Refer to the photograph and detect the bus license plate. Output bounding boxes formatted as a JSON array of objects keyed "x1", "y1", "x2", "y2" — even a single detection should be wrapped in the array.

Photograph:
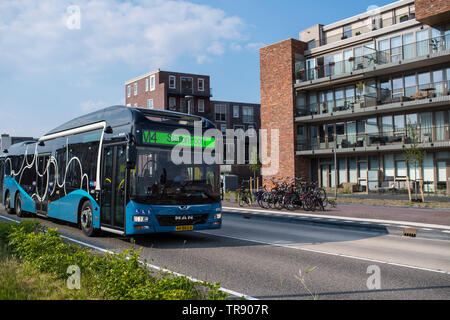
[{"x1": 176, "y1": 225, "x2": 194, "y2": 232}]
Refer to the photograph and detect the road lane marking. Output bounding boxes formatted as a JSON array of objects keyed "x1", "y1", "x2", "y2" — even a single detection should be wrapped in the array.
[
  {"x1": 222, "y1": 206, "x2": 450, "y2": 231},
  {"x1": 0, "y1": 213, "x2": 258, "y2": 300},
  {"x1": 197, "y1": 231, "x2": 450, "y2": 275}
]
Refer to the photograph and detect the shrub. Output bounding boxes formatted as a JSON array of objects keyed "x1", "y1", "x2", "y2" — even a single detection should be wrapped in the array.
[{"x1": 1, "y1": 221, "x2": 227, "y2": 300}]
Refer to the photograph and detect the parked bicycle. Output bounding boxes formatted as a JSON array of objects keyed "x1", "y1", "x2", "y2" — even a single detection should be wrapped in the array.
[
  {"x1": 237, "y1": 185, "x2": 253, "y2": 207},
  {"x1": 257, "y1": 177, "x2": 328, "y2": 212}
]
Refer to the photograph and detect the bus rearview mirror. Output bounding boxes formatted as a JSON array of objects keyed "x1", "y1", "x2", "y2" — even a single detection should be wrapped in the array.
[
  {"x1": 104, "y1": 126, "x2": 113, "y2": 134},
  {"x1": 126, "y1": 144, "x2": 137, "y2": 169}
]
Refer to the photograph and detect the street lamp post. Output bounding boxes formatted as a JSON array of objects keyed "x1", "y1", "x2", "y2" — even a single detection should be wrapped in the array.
[
  {"x1": 185, "y1": 95, "x2": 194, "y2": 114},
  {"x1": 334, "y1": 145, "x2": 338, "y2": 199}
]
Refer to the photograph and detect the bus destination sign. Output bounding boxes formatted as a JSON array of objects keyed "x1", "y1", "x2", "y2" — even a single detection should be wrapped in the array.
[{"x1": 141, "y1": 130, "x2": 215, "y2": 149}]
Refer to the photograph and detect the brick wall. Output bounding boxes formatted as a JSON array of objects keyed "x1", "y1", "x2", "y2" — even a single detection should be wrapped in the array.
[
  {"x1": 125, "y1": 71, "x2": 211, "y2": 116},
  {"x1": 260, "y1": 38, "x2": 309, "y2": 183},
  {"x1": 415, "y1": 0, "x2": 450, "y2": 26},
  {"x1": 125, "y1": 72, "x2": 165, "y2": 109}
]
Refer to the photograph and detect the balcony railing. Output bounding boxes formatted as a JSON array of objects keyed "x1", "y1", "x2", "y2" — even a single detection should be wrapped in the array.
[
  {"x1": 297, "y1": 125, "x2": 449, "y2": 152},
  {"x1": 296, "y1": 35, "x2": 450, "y2": 83},
  {"x1": 296, "y1": 80, "x2": 450, "y2": 118},
  {"x1": 306, "y1": 14, "x2": 415, "y2": 49},
  {"x1": 380, "y1": 80, "x2": 450, "y2": 105}
]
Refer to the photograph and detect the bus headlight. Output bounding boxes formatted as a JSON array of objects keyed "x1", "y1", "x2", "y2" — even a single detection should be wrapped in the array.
[
  {"x1": 133, "y1": 216, "x2": 149, "y2": 223},
  {"x1": 214, "y1": 213, "x2": 222, "y2": 220}
]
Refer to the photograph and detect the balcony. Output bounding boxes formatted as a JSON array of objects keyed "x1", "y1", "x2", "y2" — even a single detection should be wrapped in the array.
[
  {"x1": 296, "y1": 125, "x2": 449, "y2": 155},
  {"x1": 296, "y1": 80, "x2": 450, "y2": 120},
  {"x1": 307, "y1": 14, "x2": 416, "y2": 49},
  {"x1": 296, "y1": 35, "x2": 450, "y2": 85},
  {"x1": 167, "y1": 87, "x2": 213, "y2": 98}
]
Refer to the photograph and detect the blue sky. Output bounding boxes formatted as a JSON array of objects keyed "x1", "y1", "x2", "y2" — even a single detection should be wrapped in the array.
[{"x1": 0, "y1": 0, "x2": 394, "y2": 138}]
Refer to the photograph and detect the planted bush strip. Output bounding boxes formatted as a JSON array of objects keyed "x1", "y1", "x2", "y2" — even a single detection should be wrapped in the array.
[{"x1": 0, "y1": 221, "x2": 227, "y2": 300}]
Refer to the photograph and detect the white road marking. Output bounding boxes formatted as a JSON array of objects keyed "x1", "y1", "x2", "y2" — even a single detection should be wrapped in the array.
[
  {"x1": 197, "y1": 231, "x2": 450, "y2": 275},
  {"x1": 223, "y1": 206, "x2": 450, "y2": 231},
  {"x1": 0, "y1": 214, "x2": 257, "y2": 300}
]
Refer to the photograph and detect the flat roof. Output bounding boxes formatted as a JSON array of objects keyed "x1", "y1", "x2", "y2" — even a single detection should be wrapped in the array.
[{"x1": 301, "y1": 0, "x2": 414, "y2": 33}]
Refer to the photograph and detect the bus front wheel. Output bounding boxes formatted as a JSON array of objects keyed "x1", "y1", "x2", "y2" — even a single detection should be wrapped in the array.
[
  {"x1": 15, "y1": 193, "x2": 24, "y2": 217},
  {"x1": 80, "y1": 201, "x2": 98, "y2": 237}
]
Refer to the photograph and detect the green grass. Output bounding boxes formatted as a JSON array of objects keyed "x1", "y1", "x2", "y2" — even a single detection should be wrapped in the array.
[
  {"x1": 0, "y1": 221, "x2": 227, "y2": 300},
  {"x1": 0, "y1": 247, "x2": 94, "y2": 300}
]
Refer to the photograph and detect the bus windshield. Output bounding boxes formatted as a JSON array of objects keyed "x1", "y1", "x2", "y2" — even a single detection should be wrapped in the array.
[{"x1": 130, "y1": 146, "x2": 220, "y2": 205}]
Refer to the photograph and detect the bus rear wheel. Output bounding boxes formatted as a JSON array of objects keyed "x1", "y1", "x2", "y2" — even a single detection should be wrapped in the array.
[
  {"x1": 15, "y1": 193, "x2": 24, "y2": 217},
  {"x1": 5, "y1": 192, "x2": 14, "y2": 214},
  {"x1": 80, "y1": 201, "x2": 98, "y2": 237}
]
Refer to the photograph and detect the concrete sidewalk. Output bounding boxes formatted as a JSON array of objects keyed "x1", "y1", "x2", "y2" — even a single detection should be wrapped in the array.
[
  {"x1": 222, "y1": 200, "x2": 450, "y2": 226},
  {"x1": 221, "y1": 200, "x2": 450, "y2": 240}
]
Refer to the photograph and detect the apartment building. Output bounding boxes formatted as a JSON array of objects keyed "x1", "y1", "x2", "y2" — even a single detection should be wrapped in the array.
[
  {"x1": 125, "y1": 70, "x2": 261, "y2": 178},
  {"x1": 1, "y1": 134, "x2": 36, "y2": 151},
  {"x1": 125, "y1": 70, "x2": 212, "y2": 116},
  {"x1": 260, "y1": 0, "x2": 450, "y2": 194}
]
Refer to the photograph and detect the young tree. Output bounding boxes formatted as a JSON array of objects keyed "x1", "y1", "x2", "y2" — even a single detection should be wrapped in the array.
[
  {"x1": 249, "y1": 148, "x2": 261, "y2": 190},
  {"x1": 404, "y1": 122, "x2": 426, "y2": 202}
]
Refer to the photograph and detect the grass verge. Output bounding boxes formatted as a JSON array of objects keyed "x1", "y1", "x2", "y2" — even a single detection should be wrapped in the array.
[{"x1": 0, "y1": 221, "x2": 227, "y2": 300}]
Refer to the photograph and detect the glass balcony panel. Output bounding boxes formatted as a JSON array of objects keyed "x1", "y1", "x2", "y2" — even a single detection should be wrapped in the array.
[{"x1": 298, "y1": 35, "x2": 446, "y2": 83}]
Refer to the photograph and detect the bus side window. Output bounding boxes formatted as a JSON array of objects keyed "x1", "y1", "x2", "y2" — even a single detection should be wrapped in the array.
[
  {"x1": 5, "y1": 160, "x2": 11, "y2": 176},
  {"x1": 0, "y1": 160, "x2": 4, "y2": 186}
]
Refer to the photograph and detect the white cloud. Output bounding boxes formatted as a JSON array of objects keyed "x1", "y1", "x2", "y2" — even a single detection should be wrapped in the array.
[
  {"x1": 245, "y1": 42, "x2": 266, "y2": 51},
  {"x1": 230, "y1": 43, "x2": 243, "y2": 51},
  {"x1": 0, "y1": 0, "x2": 246, "y2": 73},
  {"x1": 80, "y1": 100, "x2": 108, "y2": 113}
]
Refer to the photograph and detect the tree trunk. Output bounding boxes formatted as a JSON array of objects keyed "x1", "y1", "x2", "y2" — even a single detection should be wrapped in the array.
[
  {"x1": 419, "y1": 164, "x2": 425, "y2": 203},
  {"x1": 406, "y1": 173, "x2": 412, "y2": 202}
]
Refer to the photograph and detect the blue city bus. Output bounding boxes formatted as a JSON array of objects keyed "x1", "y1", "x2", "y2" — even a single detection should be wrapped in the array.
[{"x1": 0, "y1": 106, "x2": 222, "y2": 236}]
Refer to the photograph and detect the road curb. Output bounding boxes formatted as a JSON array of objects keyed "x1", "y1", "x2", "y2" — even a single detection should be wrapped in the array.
[{"x1": 222, "y1": 207, "x2": 450, "y2": 241}]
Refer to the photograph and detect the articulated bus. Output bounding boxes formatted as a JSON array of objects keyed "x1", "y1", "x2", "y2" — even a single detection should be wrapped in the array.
[{"x1": 0, "y1": 106, "x2": 222, "y2": 236}]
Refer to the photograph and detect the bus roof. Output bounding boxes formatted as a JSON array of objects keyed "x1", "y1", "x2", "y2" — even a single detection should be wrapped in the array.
[{"x1": 43, "y1": 106, "x2": 215, "y2": 137}]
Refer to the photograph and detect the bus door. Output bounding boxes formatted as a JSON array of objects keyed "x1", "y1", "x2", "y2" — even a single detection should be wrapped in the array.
[
  {"x1": 0, "y1": 159, "x2": 4, "y2": 204},
  {"x1": 36, "y1": 154, "x2": 50, "y2": 215},
  {"x1": 100, "y1": 145, "x2": 126, "y2": 231}
]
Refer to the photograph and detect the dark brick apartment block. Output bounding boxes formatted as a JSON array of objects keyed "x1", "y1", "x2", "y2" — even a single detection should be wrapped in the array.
[{"x1": 125, "y1": 69, "x2": 261, "y2": 180}]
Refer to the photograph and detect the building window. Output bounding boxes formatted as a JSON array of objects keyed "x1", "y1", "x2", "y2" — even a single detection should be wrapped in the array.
[
  {"x1": 215, "y1": 104, "x2": 226, "y2": 122},
  {"x1": 233, "y1": 105, "x2": 239, "y2": 118},
  {"x1": 198, "y1": 99, "x2": 205, "y2": 113},
  {"x1": 198, "y1": 78, "x2": 205, "y2": 91},
  {"x1": 169, "y1": 75, "x2": 176, "y2": 89},
  {"x1": 134, "y1": 83, "x2": 138, "y2": 96},
  {"x1": 147, "y1": 99, "x2": 154, "y2": 109},
  {"x1": 181, "y1": 77, "x2": 193, "y2": 94},
  {"x1": 169, "y1": 97, "x2": 177, "y2": 111},
  {"x1": 127, "y1": 85, "x2": 131, "y2": 98},
  {"x1": 343, "y1": 25, "x2": 352, "y2": 39},
  {"x1": 242, "y1": 106, "x2": 254, "y2": 123},
  {"x1": 307, "y1": 40, "x2": 316, "y2": 50},
  {"x1": 145, "y1": 78, "x2": 149, "y2": 92},
  {"x1": 150, "y1": 75, "x2": 156, "y2": 91}
]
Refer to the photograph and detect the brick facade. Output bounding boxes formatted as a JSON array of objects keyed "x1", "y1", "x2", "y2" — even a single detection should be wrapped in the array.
[
  {"x1": 415, "y1": 0, "x2": 450, "y2": 26},
  {"x1": 125, "y1": 70, "x2": 212, "y2": 118},
  {"x1": 260, "y1": 39, "x2": 310, "y2": 183}
]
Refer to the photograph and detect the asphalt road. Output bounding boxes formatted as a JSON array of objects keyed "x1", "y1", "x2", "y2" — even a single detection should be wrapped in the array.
[{"x1": 1, "y1": 207, "x2": 449, "y2": 300}]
